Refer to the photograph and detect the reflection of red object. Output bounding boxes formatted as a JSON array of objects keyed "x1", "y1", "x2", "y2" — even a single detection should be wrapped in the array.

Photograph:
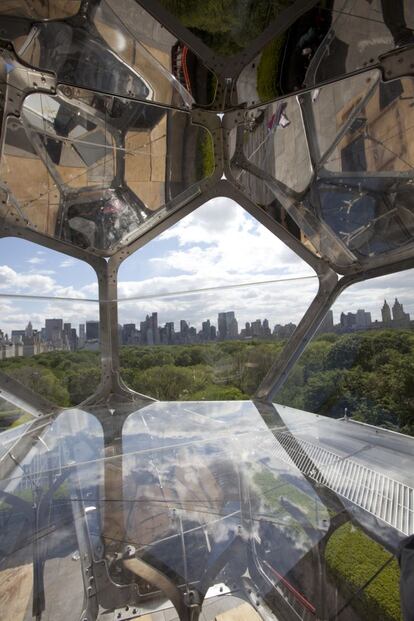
[
  {"x1": 172, "y1": 43, "x2": 192, "y2": 94},
  {"x1": 267, "y1": 113, "x2": 276, "y2": 131},
  {"x1": 267, "y1": 102, "x2": 288, "y2": 131},
  {"x1": 264, "y1": 561, "x2": 316, "y2": 615}
]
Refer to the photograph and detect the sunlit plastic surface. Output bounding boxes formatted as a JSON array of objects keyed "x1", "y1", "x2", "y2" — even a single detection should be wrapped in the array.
[
  {"x1": 232, "y1": 72, "x2": 414, "y2": 268},
  {"x1": 0, "y1": 400, "x2": 408, "y2": 620},
  {"x1": 0, "y1": 88, "x2": 213, "y2": 252},
  {"x1": 0, "y1": 0, "x2": 81, "y2": 20},
  {"x1": 4, "y1": 0, "x2": 216, "y2": 109},
  {"x1": 157, "y1": 0, "x2": 297, "y2": 56},
  {"x1": 237, "y1": 1, "x2": 414, "y2": 105}
]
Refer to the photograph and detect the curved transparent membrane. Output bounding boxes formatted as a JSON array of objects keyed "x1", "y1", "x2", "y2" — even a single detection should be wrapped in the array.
[
  {"x1": 158, "y1": 0, "x2": 297, "y2": 56},
  {"x1": 0, "y1": 0, "x2": 81, "y2": 20},
  {"x1": 0, "y1": 408, "x2": 104, "y2": 621},
  {"x1": 0, "y1": 395, "x2": 405, "y2": 620},
  {"x1": 0, "y1": 89, "x2": 214, "y2": 253},
  {"x1": 237, "y1": 0, "x2": 414, "y2": 105},
  {"x1": 231, "y1": 71, "x2": 414, "y2": 268},
  {"x1": 8, "y1": 0, "x2": 216, "y2": 109}
]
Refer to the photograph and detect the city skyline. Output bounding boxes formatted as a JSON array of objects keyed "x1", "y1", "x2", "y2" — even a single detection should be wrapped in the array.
[
  {"x1": 1, "y1": 296, "x2": 411, "y2": 353},
  {"x1": 0, "y1": 200, "x2": 414, "y2": 334}
]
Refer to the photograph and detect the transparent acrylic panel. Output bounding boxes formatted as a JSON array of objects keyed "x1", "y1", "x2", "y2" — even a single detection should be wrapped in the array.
[
  {"x1": 0, "y1": 89, "x2": 214, "y2": 253},
  {"x1": 0, "y1": 0, "x2": 81, "y2": 20},
  {"x1": 158, "y1": 0, "x2": 297, "y2": 56},
  {"x1": 8, "y1": 0, "x2": 217, "y2": 109},
  {"x1": 0, "y1": 296, "x2": 101, "y2": 408},
  {"x1": 0, "y1": 408, "x2": 104, "y2": 621},
  {"x1": 0, "y1": 395, "x2": 407, "y2": 618},
  {"x1": 276, "y1": 268, "x2": 414, "y2": 437},
  {"x1": 93, "y1": 0, "x2": 217, "y2": 107},
  {"x1": 121, "y1": 400, "x2": 331, "y2": 617},
  {"x1": 0, "y1": 392, "x2": 33, "y2": 432},
  {"x1": 237, "y1": 0, "x2": 414, "y2": 105},
  {"x1": 232, "y1": 71, "x2": 414, "y2": 268}
]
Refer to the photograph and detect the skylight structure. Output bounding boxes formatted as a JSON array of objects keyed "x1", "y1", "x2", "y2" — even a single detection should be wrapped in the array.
[{"x1": 0, "y1": 2, "x2": 413, "y2": 620}]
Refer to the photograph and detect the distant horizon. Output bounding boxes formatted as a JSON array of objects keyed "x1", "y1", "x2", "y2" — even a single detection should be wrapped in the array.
[
  {"x1": 0, "y1": 199, "x2": 413, "y2": 333},
  {"x1": 1, "y1": 294, "x2": 412, "y2": 339}
]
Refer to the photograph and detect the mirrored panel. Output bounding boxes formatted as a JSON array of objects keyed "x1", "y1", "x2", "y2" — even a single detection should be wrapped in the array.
[
  {"x1": 4, "y1": 0, "x2": 217, "y2": 108},
  {"x1": 237, "y1": 0, "x2": 414, "y2": 105},
  {"x1": 0, "y1": 0, "x2": 81, "y2": 20},
  {"x1": 0, "y1": 88, "x2": 214, "y2": 253},
  {"x1": 158, "y1": 0, "x2": 297, "y2": 56},
  {"x1": 232, "y1": 71, "x2": 414, "y2": 269},
  {"x1": 0, "y1": 398, "x2": 406, "y2": 620},
  {"x1": 0, "y1": 408, "x2": 104, "y2": 621}
]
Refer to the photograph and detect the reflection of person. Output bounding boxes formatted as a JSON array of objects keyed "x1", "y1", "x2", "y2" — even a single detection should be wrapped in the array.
[{"x1": 380, "y1": 0, "x2": 414, "y2": 47}]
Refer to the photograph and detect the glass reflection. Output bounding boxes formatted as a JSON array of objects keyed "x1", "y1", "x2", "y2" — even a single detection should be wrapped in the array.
[
  {"x1": 0, "y1": 88, "x2": 213, "y2": 252},
  {"x1": 0, "y1": 0, "x2": 81, "y2": 20},
  {"x1": 233, "y1": 72, "x2": 414, "y2": 267},
  {"x1": 0, "y1": 400, "x2": 406, "y2": 620},
  {"x1": 4, "y1": 0, "x2": 216, "y2": 108},
  {"x1": 158, "y1": 0, "x2": 297, "y2": 56},
  {"x1": 238, "y1": 1, "x2": 414, "y2": 105}
]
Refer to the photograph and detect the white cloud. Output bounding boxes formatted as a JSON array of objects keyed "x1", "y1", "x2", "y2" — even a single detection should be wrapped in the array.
[
  {"x1": 27, "y1": 256, "x2": 45, "y2": 265},
  {"x1": 0, "y1": 265, "x2": 96, "y2": 299},
  {"x1": 60, "y1": 258, "x2": 76, "y2": 268},
  {"x1": 155, "y1": 198, "x2": 310, "y2": 280}
]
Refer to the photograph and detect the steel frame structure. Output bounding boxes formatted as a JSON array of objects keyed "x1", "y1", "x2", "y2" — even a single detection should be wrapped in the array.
[{"x1": 1, "y1": 2, "x2": 414, "y2": 621}]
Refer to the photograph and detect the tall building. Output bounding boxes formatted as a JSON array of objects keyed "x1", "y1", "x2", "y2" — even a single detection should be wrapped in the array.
[
  {"x1": 381, "y1": 300, "x2": 392, "y2": 325},
  {"x1": 45, "y1": 318, "x2": 63, "y2": 346},
  {"x1": 263, "y1": 318, "x2": 271, "y2": 337},
  {"x1": 355, "y1": 309, "x2": 371, "y2": 329},
  {"x1": 151, "y1": 312, "x2": 160, "y2": 345},
  {"x1": 79, "y1": 324, "x2": 86, "y2": 347},
  {"x1": 201, "y1": 319, "x2": 211, "y2": 341},
  {"x1": 392, "y1": 298, "x2": 410, "y2": 328},
  {"x1": 122, "y1": 323, "x2": 136, "y2": 345},
  {"x1": 318, "y1": 309, "x2": 334, "y2": 333},
  {"x1": 218, "y1": 312, "x2": 238, "y2": 339},
  {"x1": 25, "y1": 321, "x2": 33, "y2": 339},
  {"x1": 86, "y1": 321, "x2": 100, "y2": 341}
]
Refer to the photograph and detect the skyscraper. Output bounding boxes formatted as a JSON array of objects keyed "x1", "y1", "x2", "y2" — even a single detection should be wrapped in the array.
[
  {"x1": 392, "y1": 298, "x2": 410, "y2": 328},
  {"x1": 45, "y1": 318, "x2": 63, "y2": 346},
  {"x1": 79, "y1": 324, "x2": 86, "y2": 347},
  {"x1": 218, "y1": 312, "x2": 238, "y2": 339},
  {"x1": 86, "y1": 321, "x2": 100, "y2": 341},
  {"x1": 382, "y1": 300, "x2": 392, "y2": 325}
]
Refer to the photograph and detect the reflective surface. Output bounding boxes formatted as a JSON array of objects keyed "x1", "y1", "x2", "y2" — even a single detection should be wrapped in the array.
[
  {"x1": 0, "y1": 0, "x2": 81, "y2": 20},
  {"x1": 0, "y1": 399, "x2": 409, "y2": 620},
  {"x1": 0, "y1": 87, "x2": 213, "y2": 252},
  {"x1": 237, "y1": 0, "x2": 414, "y2": 105},
  {"x1": 158, "y1": 0, "x2": 297, "y2": 56},
  {"x1": 3, "y1": 0, "x2": 216, "y2": 109},
  {"x1": 231, "y1": 72, "x2": 414, "y2": 268}
]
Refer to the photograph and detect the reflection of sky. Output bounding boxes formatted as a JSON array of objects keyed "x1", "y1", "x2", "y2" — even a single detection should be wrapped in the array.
[{"x1": 0, "y1": 401, "x2": 329, "y2": 587}]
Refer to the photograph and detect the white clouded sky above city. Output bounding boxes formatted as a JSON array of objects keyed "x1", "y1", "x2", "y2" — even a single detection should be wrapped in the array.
[{"x1": 0, "y1": 197, "x2": 413, "y2": 334}]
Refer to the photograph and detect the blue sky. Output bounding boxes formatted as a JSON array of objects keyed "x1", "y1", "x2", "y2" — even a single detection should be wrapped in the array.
[{"x1": 0, "y1": 198, "x2": 413, "y2": 334}]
